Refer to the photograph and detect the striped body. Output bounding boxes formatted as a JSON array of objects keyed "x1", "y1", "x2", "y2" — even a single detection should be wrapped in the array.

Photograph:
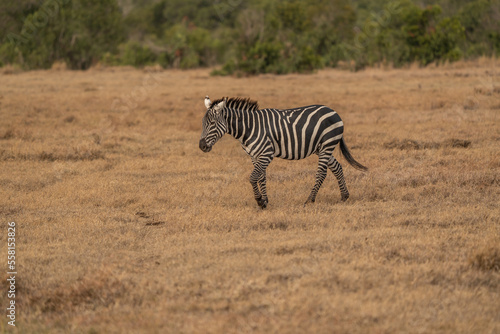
[
  {"x1": 227, "y1": 105, "x2": 343, "y2": 160},
  {"x1": 199, "y1": 97, "x2": 367, "y2": 208}
]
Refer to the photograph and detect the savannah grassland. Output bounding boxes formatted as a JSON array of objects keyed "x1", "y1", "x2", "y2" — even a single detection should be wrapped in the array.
[{"x1": 1, "y1": 59, "x2": 499, "y2": 334}]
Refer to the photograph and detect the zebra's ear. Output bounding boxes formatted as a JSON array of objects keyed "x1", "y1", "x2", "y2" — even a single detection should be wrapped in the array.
[
  {"x1": 214, "y1": 99, "x2": 226, "y2": 113},
  {"x1": 204, "y1": 96, "x2": 211, "y2": 109}
]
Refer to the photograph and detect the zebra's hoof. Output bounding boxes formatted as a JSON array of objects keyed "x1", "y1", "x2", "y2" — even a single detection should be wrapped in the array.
[
  {"x1": 255, "y1": 197, "x2": 268, "y2": 209},
  {"x1": 341, "y1": 194, "x2": 349, "y2": 202},
  {"x1": 304, "y1": 198, "x2": 315, "y2": 206},
  {"x1": 259, "y1": 199, "x2": 268, "y2": 209}
]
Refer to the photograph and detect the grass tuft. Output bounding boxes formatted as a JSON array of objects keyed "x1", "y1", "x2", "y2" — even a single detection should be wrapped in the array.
[
  {"x1": 384, "y1": 138, "x2": 471, "y2": 150},
  {"x1": 469, "y1": 245, "x2": 500, "y2": 272}
]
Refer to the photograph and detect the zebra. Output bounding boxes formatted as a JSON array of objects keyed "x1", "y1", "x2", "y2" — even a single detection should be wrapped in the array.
[{"x1": 199, "y1": 96, "x2": 367, "y2": 209}]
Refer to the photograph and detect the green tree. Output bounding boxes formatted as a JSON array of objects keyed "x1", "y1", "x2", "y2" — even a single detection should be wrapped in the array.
[
  {"x1": 459, "y1": 0, "x2": 500, "y2": 57},
  {"x1": 1, "y1": 0, "x2": 124, "y2": 70},
  {"x1": 402, "y1": 4, "x2": 464, "y2": 65}
]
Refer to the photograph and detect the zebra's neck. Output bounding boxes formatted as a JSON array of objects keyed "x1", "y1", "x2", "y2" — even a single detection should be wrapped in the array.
[{"x1": 224, "y1": 107, "x2": 248, "y2": 142}]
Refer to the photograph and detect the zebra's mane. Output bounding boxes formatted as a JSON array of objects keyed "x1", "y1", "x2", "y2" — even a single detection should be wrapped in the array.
[{"x1": 210, "y1": 97, "x2": 259, "y2": 112}]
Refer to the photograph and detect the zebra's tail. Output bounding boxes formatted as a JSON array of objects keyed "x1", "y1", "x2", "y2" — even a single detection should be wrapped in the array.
[{"x1": 339, "y1": 137, "x2": 368, "y2": 171}]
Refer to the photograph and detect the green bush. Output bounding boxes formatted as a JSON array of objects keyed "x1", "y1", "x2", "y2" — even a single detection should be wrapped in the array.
[
  {"x1": 0, "y1": 41, "x2": 19, "y2": 68},
  {"x1": 294, "y1": 45, "x2": 322, "y2": 73},
  {"x1": 163, "y1": 22, "x2": 219, "y2": 69},
  {"x1": 119, "y1": 42, "x2": 157, "y2": 67},
  {"x1": 459, "y1": 0, "x2": 500, "y2": 57},
  {"x1": 239, "y1": 41, "x2": 284, "y2": 74}
]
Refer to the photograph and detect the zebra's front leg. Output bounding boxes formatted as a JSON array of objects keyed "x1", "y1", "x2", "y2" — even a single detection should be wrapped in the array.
[
  {"x1": 257, "y1": 172, "x2": 269, "y2": 209},
  {"x1": 249, "y1": 168, "x2": 265, "y2": 208},
  {"x1": 250, "y1": 156, "x2": 272, "y2": 209},
  {"x1": 304, "y1": 153, "x2": 331, "y2": 205}
]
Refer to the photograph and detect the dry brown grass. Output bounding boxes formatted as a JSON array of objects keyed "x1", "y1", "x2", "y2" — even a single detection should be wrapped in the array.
[{"x1": 1, "y1": 58, "x2": 499, "y2": 333}]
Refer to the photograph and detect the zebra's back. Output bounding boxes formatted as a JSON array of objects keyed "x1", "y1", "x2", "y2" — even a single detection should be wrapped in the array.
[{"x1": 260, "y1": 105, "x2": 344, "y2": 160}]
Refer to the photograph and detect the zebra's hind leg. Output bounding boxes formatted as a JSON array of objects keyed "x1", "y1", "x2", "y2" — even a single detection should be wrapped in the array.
[
  {"x1": 304, "y1": 152, "x2": 331, "y2": 205},
  {"x1": 328, "y1": 156, "x2": 349, "y2": 201}
]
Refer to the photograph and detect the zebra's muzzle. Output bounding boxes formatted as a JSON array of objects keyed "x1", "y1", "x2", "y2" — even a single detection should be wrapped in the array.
[{"x1": 199, "y1": 138, "x2": 212, "y2": 153}]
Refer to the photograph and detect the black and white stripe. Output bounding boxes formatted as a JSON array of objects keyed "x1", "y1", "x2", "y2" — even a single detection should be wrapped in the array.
[{"x1": 199, "y1": 97, "x2": 367, "y2": 208}]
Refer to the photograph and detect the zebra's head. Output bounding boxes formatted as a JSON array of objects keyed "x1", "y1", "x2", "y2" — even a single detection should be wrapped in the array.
[{"x1": 199, "y1": 96, "x2": 227, "y2": 153}]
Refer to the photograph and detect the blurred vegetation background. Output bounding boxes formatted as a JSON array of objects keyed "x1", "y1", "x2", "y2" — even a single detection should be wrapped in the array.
[{"x1": 0, "y1": 0, "x2": 499, "y2": 74}]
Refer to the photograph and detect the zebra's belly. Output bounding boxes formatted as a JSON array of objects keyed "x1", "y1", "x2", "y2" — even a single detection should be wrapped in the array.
[
  {"x1": 276, "y1": 153, "x2": 314, "y2": 160},
  {"x1": 272, "y1": 139, "x2": 319, "y2": 160}
]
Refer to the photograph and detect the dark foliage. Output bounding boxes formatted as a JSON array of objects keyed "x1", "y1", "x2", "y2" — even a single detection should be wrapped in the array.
[{"x1": 1, "y1": 0, "x2": 499, "y2": 73}]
